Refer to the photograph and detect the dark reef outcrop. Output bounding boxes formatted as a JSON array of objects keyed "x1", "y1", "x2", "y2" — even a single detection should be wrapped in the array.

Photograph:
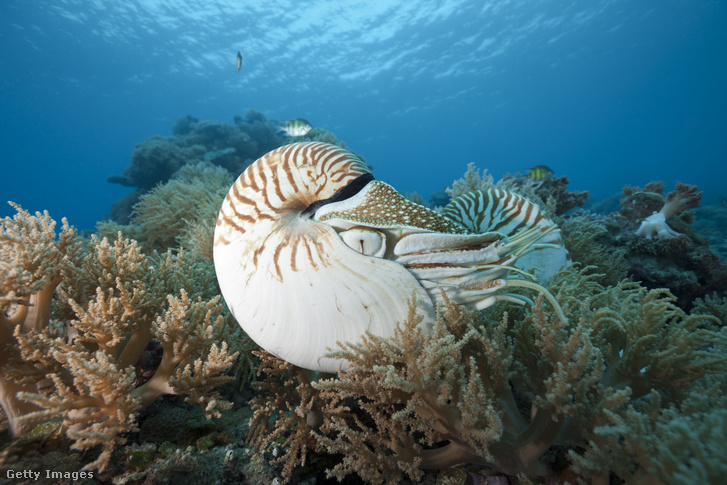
[{"x1": 107, "y1": 110, "x2": 286, "y2": 224}]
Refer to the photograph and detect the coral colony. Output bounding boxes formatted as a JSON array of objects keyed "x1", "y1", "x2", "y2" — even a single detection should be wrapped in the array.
[
  {"x1": 0, "y1": 204, "x2": 239, "y2": 472},
  {"x1": 2, "y1": 110, "x2": 727, "y2": 483}
]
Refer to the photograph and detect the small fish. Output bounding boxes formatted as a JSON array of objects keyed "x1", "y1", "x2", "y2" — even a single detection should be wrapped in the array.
[
  {"x1": 278, "y1": 118, "x2": 313, "y2": 137},
  {"x1": 527, "y1": 165, "x2": 554, "y2": 185},
  {"x1": 236, "y1": 51, "x2": 242, "y2": 72},
  {"x1": 721, "y1": 199, "x2": 727, "y2": 208}
]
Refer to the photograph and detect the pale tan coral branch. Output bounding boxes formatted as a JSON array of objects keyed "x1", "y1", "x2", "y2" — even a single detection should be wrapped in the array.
[{"x1": 1, "y1": 202, "x2": 243, "y2": 473}]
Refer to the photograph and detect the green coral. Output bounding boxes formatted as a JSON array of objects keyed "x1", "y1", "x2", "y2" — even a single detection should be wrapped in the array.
[
  {"x1": 692, "y1": 292, "x2": 727, "y2": 327},
  {"x1": 570, "y1": 381, "x2": 727, "y2": 483},
  {"x1": 557, "y1": 213, "x2": 628, "y2": 286},
  {"x1": 126, "y1": 162, "x2": 233, "y2": 254},
  {"x1": 99, "y1": 162, "x2": 233, "y2": 258},
  {"x1": 249, "y1": 266, "x2": 727, "y2": 483}
]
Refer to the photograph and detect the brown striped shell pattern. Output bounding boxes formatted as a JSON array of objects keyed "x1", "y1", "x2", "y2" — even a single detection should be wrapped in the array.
[{"x1": 214, "y1": 142, "x2": 568, "y2": 372}]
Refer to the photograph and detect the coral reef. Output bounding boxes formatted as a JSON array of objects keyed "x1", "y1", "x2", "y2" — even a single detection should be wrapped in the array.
[
  {"x1": 247, "y1": 266, "x2": 727, "y2": 483},
  {"x1": 107, "y1": 109, "x2": 286, "y2": 224},
  {"x1": 443, "y1": 163, "x2": 588, "y2": 217},
  {"x1": 0, "y1": 204, "x2": 241, "y2": 471},
  {"x1": 610, "y1": 181, "x2": 726, "y2": 309},
  {"x1": 557, "y1": 211, "x2": 628, "y2": 287},
  {"x1": 107, "y1": 135, "x2": 205, "y2": 190},
  {"x1": 445, "y1": 162, "x2": 495, "y2": 200},
  {"x1": 100, "y1": 162, "x2": 234, "y2": 255},
  {"x1": 634, "y1": 182, "x2": 702, "y2": 239},
  {"x1": 693, "y1": 200, "x2": 727, "y2": 261},
  {"x1": 3, "y1": 115, "x2": 726, "y2": 483}
]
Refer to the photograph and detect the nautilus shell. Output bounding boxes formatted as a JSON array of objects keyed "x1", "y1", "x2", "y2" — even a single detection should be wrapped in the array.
[{"x1": 214, "y1": 142, "x2": 567, "y2": 372}]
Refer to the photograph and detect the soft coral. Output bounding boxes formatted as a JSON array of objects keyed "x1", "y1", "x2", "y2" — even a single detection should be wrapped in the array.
[{"x1": 635, "y1": 182, "x2": 702, "y2": 239}]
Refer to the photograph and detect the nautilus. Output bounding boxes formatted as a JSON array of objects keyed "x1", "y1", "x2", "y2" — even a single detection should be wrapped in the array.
[{"x1": 214, "y1": 142, "x2": 568, "y2": 372}]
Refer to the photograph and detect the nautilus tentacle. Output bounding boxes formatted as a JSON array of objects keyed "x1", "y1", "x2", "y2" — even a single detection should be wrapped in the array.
[
  {"x1": 214, "y1": 142, "x2": 567, "y2": 372},
  {"x1": 316, "y1": 182, "x2": 562, "y2": 313}
]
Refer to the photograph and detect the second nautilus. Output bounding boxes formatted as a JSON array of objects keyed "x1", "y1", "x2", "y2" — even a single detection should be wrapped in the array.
[{"x1": 213, "y1": 142, "x2": 568, "y2": 372}]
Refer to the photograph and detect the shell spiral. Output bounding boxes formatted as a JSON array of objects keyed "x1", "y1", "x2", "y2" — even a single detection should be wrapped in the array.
[{"x1": 213, "y1": 142, "x2": 435, "y2": 372}]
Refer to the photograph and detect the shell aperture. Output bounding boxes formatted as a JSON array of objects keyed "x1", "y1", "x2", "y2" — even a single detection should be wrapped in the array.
[{"x1": 214, "y1": 142, "x2": 567, "y2": 372}]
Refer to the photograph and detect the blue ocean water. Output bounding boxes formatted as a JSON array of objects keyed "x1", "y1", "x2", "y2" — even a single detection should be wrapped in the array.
[{"x1": 1, "y1": 0, "x2": 725, "y2": 231}]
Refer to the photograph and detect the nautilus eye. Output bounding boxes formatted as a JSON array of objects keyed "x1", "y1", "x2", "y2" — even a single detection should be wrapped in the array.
[
  {"x1": 339, "y1": 227, "x2": 387, "y2": 258},
  {"x1": 214, "y1": 142, "x2": 567, "y2": 373}
]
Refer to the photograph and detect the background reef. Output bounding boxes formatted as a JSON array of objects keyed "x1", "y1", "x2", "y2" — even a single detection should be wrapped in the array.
[
  {"x1": 2, "y1": 116, "x2": 727, "y2": 484},
  {"x1": 106, "y1": 109, "x2": 286, "y2": 226}
]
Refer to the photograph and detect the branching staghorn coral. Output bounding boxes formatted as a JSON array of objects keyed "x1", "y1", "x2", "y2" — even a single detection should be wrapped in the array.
[
  {"x1": 248, "y1": 266, "x2": 727, "y2": 484},
  {"x1": 0, "y1": 203, "x2": 241, "y2": 471}
]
